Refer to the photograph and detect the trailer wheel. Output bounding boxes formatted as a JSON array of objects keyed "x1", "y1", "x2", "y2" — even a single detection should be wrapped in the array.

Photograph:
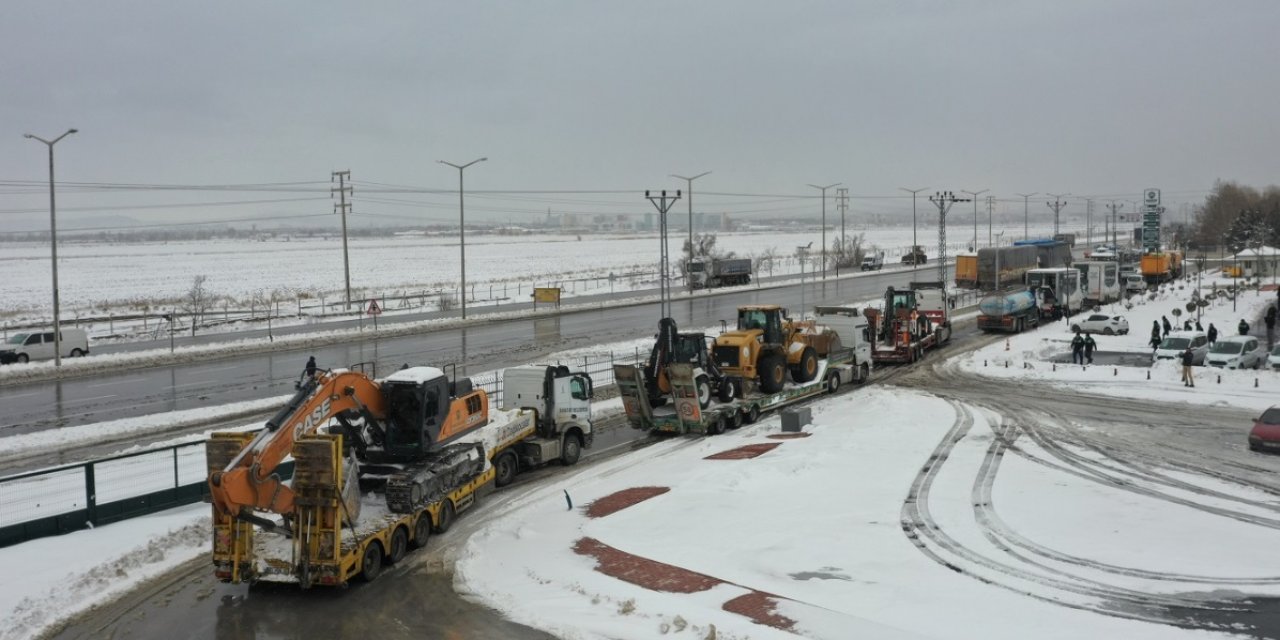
[
  {"x1": 743, "y1": 404, "x2": 761, "y2": 424},
  {"x1": 709, "y1": 415, "x2": 726, "y2": 435},
  {"x1": 494, "y1": 452, "x2": 518, "y2": 488},
  {"x1": 560, "y1": 433, "x2": 582, "y2": 466},
  {"x1": 826, "y1": 372, "x2": 841, "y2": 394},
  {"x1": 411, "y1": 514, "x2": 432, "y2": 549},
  {"x1": 695, "y1": 376, "x2": 712, "y2": 409},
  {"x1": 387, "y1": 527, "x2": 409, "y2": 565},
  {"x1": 434, "y1": 499, "x2": 456, "y2": 534},
  {"x1": 359, "y1": 541, "x2": 384, "y2": 582},
  {"x1": 759, "y1": 353, "x2": 787, "y2": 393},
  {"x1": 727, "y1": 410, "x2": 743, "y2": 430}
]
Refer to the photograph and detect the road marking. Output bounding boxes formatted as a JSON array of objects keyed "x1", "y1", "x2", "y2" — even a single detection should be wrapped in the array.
[
  {"x1": 85, "y1": 377, "x2": 147, "y2": 388},
  {"x1": 170, "y1": 380, "x2": 217, "y2": 389},
  {"x1": 201, "y1": 364, "x2": 242, "y2": 373},
  {"x1": 2, "y1": 392, "x2": 41, "y2": 400},
  {"x1": 62, "y1": 394, "x2": 118, "y2": 406}
]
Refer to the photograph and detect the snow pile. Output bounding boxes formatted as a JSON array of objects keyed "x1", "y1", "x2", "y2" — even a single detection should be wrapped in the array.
[
  {"x1": 456, "y1": 386, "x2": 1269, "y2": 639},
  {"x1": 0, "y1": 505, "x2": 209, "y2": 640},
  {"x1": 952, "y1": 274, "x2": 1280, "y2": 410}
]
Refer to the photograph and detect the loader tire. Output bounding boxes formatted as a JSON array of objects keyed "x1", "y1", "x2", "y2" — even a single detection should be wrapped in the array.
[
  {"x1": 759, "y1": 353, "x2": 787, "y2": 393},
  {"x1": 695, "y1": 376, "x2": 712, "y2": 409},
  {"x1": 791, "y1": 347, "x2": 819, "y2": 383},
  {"x1": 717, "y1": 378, "x2": 738, "y2": 403}
]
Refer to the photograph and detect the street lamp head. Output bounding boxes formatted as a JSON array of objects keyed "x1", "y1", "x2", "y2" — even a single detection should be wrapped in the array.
[
  {"x1": 67, "y1": 128, "x2": 78, "y2": 135},
  {"x1": 23, "y1": 133, "x2": 34, "y2": 139}
]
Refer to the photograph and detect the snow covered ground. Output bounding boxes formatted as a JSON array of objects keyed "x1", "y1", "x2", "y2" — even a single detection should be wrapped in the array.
[
  {"x1": 952, "y1": 272, "x2": 1280, "y2": 411},
  {"x1": 455, "y1": 385, "x2": 1280, "y2": 639}
]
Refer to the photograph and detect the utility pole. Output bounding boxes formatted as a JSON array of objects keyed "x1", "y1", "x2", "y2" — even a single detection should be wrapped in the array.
[
  {"x1": 1015, "y1": 192, "x2": 1036, "y2": 240},
  {"x1": 961, "y1": 189, "x2": 987, "y2": 250},
  {"x1": 1046, "y1": 193, "x2": 1069, "y2": 237},
  {"x1": 331, "y1": 170, "x2": 353, "y2": 309},
  {"x1": 23, "y1": 128, "x2": 77, "y2": 367},
  {"x1": 835, "y1": 188, "x2": 849, "y2": 274},
  {"x1": 929, "y1": 191, "x2": 971, "y2": 302},
  {"x1": 994, "y1": 231, "x2": 1006, "y2": 290},
  {"x1": 1106, "y1": 201, "x2": 1122, "y2": 251},
  {"x1": 1085, "y1": 198, "x2": 1093, "y2": 249},
  {"x1": 646, "y1": 189, "x2": 682, "y2": 319},
  {"x1": 438, "y1": 157, "x2": 488, "y2": 319},
  {"x1": 808, "y1": 183, "x2": 841, "y2": 279},
  {"x1": 900, "y1": 187, "x2": 929, "y2": 273},
  {"x1": 671, "y1": 171, "x2": 711, "y2": 274},
  {"x1": 986, "y1": 195, "x2": 995, "y2": 247}
]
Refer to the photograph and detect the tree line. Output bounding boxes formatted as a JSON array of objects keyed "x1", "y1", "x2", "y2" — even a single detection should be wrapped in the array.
[{"x1": 1191, "y1": 180, "x2": 1280, "y2": 252}]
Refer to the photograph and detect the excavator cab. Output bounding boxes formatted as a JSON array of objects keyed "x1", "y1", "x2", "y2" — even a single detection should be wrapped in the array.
[{"x1": 381, "y1": 375, "x2": 450, "y2": 459}]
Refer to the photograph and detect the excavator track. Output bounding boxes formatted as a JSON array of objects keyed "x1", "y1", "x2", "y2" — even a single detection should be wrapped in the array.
[{"x1": 385, "y1": 442, "x2": 487, "y2": 514}]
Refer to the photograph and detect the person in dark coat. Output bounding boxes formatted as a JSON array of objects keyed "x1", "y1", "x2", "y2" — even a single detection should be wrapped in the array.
[
  {"x1": 1239, "y1": 318, "x2": 1251, "y2": 335},
  {"x1": 1083, "y1": 334, "x2": 1097, "y2": 364},
  {"x1": 1183, "y1": 319, "x2": 1192, "y2": 331},
  {"x1": 1151, "y1": 320, "x2": 1161, "y2": 340},
  {"x1": 304, "y1": 355, "x2": 317, "y2": 379},
  {"x1": 1071, "y1": 331, "x2": 1086, "y2": 364},
  {"x1": 1181, "y1": 346, "x2": 1196, "y2": 387},
  {"x1": 1207, "y1": 323, "x2": 1218, "y2": 345},
  {"x1": 1162, "y1": 315, "x2": 1172, "y2": 338},
  {"x1": 1149, "y1": 332, "x2": 1163, "y2": 353}
]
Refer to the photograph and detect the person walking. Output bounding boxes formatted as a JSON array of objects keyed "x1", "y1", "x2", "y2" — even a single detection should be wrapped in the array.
[
  {"x1": 1239, "y1": 318, "x2": 1251, "y2": 336},
  {"x1": 1149, "y1": 331, "x2": 1163, "y2": 354},
  {"x1": 1071, "y1": 331, "x2": 1086, "y2": 365},
  {"x1": 1207, "y1": 323, "x2": 1218, "y2": 345},
  {"x1": 304, "y1": 355, "x2": 317, "y2": 379},
  {"x1": 1162, "y1": 315, "x2": 1172, "y2": 338},
  {"x1": 1151, "y1": 320, "x2": 1161, "y2": 341},
  {"x1": 1083, "y1": 334, "x2": 1097, "y2": 365},
  {"x1": 1183, "y1": 319, "x2": 1192, "y2": 331},
  {"x1": 1181, "y1": 346, "x2": 1196, "y2": 387},
  {"x1": 1266, "y1": 305, "x2": 1277, "y2": 348}
]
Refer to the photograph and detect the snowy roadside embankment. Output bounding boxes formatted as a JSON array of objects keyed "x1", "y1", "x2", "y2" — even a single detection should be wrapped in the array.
[
  {"x1": 456, "y1": 385, "x2": 1273, "y2": 639},
  {"x1": 951, "y1": 275, "x2": 1280, "y2": 411}
]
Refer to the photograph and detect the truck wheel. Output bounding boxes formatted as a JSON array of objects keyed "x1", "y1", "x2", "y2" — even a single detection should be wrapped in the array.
[
  {"x1": 709, "y1": 415, "x2": 726, "y2": 435},
  {"x1": 560, "y1": 433, "x2": 582, "y2": 466},
  {"x1": 826, "y1": 373, "x2": 840, "y2": 394},
  {"x1": 743, "y1": 404, "x2": 760, "y2": 424},
  {"x1": 411, "y1": 514, "x2": 432, "y2": 549},
  {"x1": 791, "y1": 347, "x2": 818, "y2": 383},
  {"x1": 727, "y1": 410, "x2": 743, "y2": 430},
  {"x1": 434, "y1": 499, "x2": 455, "y2": 534},
  {"x1": 359, "y1": 541, "x2": 384, "y2": 582},
  {"x1": 494, "y1": 452, "x2": 518, "y2": 488},
  {"x1": 695, "y1": 376, "x2": 712, "y2": 409},
  {"x1": 387, "y1": 527, "x2": 409, "y2": 564},
  {"x1": 759, "y1": 353, "x2": 787, "y2": 393},
  {"x1": 858, "y1": 363, "x2": 870, "y2": 383}
]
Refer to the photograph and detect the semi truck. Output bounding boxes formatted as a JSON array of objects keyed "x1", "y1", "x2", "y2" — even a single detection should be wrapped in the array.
[
  {"x1": 955, "y1": 246, "x2": 1038, "y2": 290},
  {"x1": 206, "y1": 364, "x2": 594, "y2": 588},
  {"x1": 687, "y1": 257, "x2": 752, "y2": 289},
  {"x1": 617, "y1": 305, "x2": 871, "y2": 435},
  {"x1": 977, "y1": 288, "x2": 1049, "y2": 333},
  {"x1": 1140, "y1": 251, "x2": 1183, "y2": 285},
  {"x1": 1013, "y1": 239, "x2": 1073, "y2": 269},
  {"x1": 1024, "y1": 267, "x2": 1084, "y2": 317},
  {"x1": 864, "y1": 282, "x2": 952, "y2": 364},
  {"x1": 1074, "y1": 261, "x2": 1121, "y2": 306}
]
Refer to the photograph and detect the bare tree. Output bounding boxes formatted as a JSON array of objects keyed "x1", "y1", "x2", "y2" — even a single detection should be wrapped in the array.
[
  {"x1": 754, "y1": 246, "x2": 779, "y2": 278},
  {"x1": 831, "y1": 233, "x2": 867, "y2": 269},
  {"x1": 184, "y1": 275, "x2": 212, "y2": 336}
]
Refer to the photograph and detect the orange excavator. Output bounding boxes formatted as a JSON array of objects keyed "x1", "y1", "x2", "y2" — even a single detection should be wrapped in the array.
[{"x1": 208, "y1": 365, "x2": 490, "y2": 534}]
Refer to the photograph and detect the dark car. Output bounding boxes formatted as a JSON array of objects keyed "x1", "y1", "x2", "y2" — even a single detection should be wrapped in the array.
[{"x1": 1248, "y1": 406, "x2": 1280, "y2": 452}]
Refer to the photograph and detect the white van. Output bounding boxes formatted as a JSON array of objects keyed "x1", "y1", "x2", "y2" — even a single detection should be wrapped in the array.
[
  {"x1": 1154, "y1": 331, "x2": 1209, "y2": 365},
  {"x1": 0, "y1": 328, "x2": 89, "y2": 364},
  {"x1": 1206, "y1": 335, "x2": 1264, "y2": 369}
]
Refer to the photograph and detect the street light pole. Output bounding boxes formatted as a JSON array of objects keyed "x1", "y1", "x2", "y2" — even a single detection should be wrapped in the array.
[
  {"x1": 1015, "y1": 193, "x2": 1036, "y2": 241},
  {"x1": 899, "y1": 187, "x2": 929, "y2": 273},
  {"x1": 671, "y1": 171, "x2": 711, "y2": 275},
  {"x1": 961, "y1": 190, "x2": 988, "y2": 250},
  {"x1": 438, "y1": 157, "x2": 487, "y2": 319},
  {"x1": 24, "y1": 128, "x2": 77, "y2": 367},
  {"x1": 807, "y1": 183, "x2": 841, "y2": 279}
]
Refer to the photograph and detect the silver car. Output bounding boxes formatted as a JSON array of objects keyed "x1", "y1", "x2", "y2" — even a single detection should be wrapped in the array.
[{"x1": 1206, "y1": 335, "x2": 1265, "y2": 369}]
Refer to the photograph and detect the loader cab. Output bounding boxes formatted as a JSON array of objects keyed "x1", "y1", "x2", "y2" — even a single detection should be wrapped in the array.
[
  {"x1": 737, "y1": 306, "x2": 786, "y2": 345},
  {"x1": 887, "y1": 288, "x2": 917, "y2": 319},
  {"x1": 380, "y1": 367, "x2": 452, "y2": 459}
]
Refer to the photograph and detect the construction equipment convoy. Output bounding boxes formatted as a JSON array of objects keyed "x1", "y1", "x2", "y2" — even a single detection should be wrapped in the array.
[
  {"x1": 618, "y1": 305, "x2": 871, "y2": 435},
  {"x1": 687, "y1": 257, "x2": 752, "y2": 289},
  {"x1": 206, "y1": 364, "x2": 593, "y2": 588},
  {"x1": 863, "y1": 281, "x2": 953, "y2": 364},
  {"x1": 643, "y1": 317, "x2": 738, "y2": 409}
]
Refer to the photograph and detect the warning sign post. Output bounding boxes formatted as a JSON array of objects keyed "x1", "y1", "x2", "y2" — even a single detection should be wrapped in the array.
[{"x1": 366, "y1": 299, "x2": 382, "y2": 329}]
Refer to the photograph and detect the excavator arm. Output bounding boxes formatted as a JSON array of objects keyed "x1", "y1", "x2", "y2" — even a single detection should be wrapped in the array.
[{"x1": 209, "y1": 370, "x2": 387, "y2": 521}]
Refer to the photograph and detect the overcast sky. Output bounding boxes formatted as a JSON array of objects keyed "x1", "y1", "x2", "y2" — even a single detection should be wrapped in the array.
[{"x1": 2, "y1": 0, "x2": 1278, "y2": 230}]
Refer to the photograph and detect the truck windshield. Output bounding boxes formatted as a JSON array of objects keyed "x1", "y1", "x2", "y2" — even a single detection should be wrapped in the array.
[
  {"x1": 6, "y1": 334, "x2": 27, "y2": 345},
  {"x1": 1210, "y1": 342, "x2": 1243, "y2": 355},
  {"x1": 1160, "y1": 338, "x2": 1190, "y2": 350},
  {"x1": 688, "y1": 263, "x2": 705, "y2": 272}
]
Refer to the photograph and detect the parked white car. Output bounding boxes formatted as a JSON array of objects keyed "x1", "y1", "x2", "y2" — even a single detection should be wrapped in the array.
[
  {"x1": 1268, "y1": 345, "x2": 1280, "y2": 371},
  {"x1": 1206, "y1": 335, "x2": 1265, "y2": 369},
  {"x1": 0, "y1": 329, "x2": 89, "y2": 364},
  {"x1": 1123, "y1": 274, "x2": 1146, "y2": 295},
  {"x1": 1154, "y1": 331, "x2": 1209, "y2": 365},
  {"x1": 1071, "y1": 313, "x2": 1129, "y2": 335}
]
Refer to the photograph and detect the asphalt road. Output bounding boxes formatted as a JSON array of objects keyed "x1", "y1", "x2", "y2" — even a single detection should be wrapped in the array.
[{"x1": 0, "y1": 264, "x2": 954, "y2": 437}]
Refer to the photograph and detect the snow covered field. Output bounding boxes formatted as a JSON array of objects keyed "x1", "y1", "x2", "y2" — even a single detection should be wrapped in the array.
[
  {"x1": 1, "y1": 222, "x2": 1083, "y2": 326},
  {"x1": 455, "y1": 385, "x2": 1280, "y2": 639},
  {"x1": 953, "y1": 272, "x2": 1280, "y2": 411}
]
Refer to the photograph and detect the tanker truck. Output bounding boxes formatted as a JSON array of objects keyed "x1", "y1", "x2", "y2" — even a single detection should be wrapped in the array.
[{"x1": 977, "y1": 287, "x2": 1050, "y2": 333}]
